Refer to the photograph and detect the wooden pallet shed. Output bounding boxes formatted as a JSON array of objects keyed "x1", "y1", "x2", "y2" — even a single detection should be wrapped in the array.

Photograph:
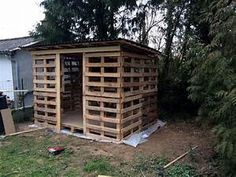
[{"x1": 27, "y1": 39, "x2": 161, "y2": 142}]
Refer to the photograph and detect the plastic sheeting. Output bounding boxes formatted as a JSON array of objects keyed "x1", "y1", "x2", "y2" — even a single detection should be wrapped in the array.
[
  {"x1": 59, "y1": 120, "x2": 165, "y2": 146},
  {"x1": 123, "y1": 120, "x2": 166, "y2": 147}
]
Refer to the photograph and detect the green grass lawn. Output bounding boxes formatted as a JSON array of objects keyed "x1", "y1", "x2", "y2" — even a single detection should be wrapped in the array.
[{"x1": 0, "y1": 130, "x2": 198, "y2": 177}]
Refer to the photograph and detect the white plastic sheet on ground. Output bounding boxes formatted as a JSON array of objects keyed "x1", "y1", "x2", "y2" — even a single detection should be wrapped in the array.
[
  {"x1": 59, "y1": 120, "x2": 165, "y2": 145},
  {"x1": 123, "y1": 120, "x2": 166, "y2": 147},
  {"x1": 28, "y1": 124, "x2": 39, "y2": 128}
]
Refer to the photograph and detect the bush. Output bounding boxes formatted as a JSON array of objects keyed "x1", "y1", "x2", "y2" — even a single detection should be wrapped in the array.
[{"x1": 187, "y1": 1, "x2": 236, "y2": 176}]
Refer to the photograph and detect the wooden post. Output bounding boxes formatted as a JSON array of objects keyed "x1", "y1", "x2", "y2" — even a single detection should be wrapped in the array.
[
  {"x1": 82, "y1": 53, "x2": 86, "y2": 134},
  {"x1": 56, "y1": 53, "x2": 61, "y2": 133}
]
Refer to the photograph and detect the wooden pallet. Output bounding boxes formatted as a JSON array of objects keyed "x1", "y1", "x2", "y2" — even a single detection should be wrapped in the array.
[
  {"x1": 32, "y1": 47, "x2": 158, "y2": 142},
  {"x1": 33, "y1": 55, "x2": 59, "y2": 124},
  {"x1": 34, "y1": 118, "x2": 56, "y2": 129},
  {"x1": 84, "y1": 52, "x2": 122, "y2": 141},
  {"x1": 83, "y1": 51, "x2": 158, "y2": 141}
]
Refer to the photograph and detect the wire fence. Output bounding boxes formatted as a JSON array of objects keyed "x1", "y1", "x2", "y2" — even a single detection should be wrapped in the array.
[{"x1": 0, "y1": 79, "x2": 33, "y2": 109}]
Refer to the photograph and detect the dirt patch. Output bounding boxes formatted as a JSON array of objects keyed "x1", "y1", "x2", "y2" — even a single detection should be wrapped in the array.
[
  {"x1": 15, "y1": 121, "x2": 34, "y2": 132},
  {"x1": 83, "y1": 121, "x2": 215, "y2": 171}
]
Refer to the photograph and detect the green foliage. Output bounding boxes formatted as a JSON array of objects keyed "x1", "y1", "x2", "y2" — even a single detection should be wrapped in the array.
[
  {"x1": 84, "y1": 158, "x2": 113, "y2": 175},
  {"x1": 133, "y1": 155, "x2": 198, "y2": 177},
  {"x1": 133, "y1": 155, "x2": 167, "y2": 173},
  {"x1": 31, "y1": 0, "x2": 137, "y2": 42},
  {"x1": 187, "y1": 0, "x2": 236, "y2": 176},
  {"x1": 167, "y1": 165, "x2": 197, "y2": 177},
  {"x1": 158, "y1": 56, "x2": 198, "y2": 120}
]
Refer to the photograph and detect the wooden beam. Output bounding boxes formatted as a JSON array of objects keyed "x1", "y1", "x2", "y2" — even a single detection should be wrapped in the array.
[
  {"x1": 82, "y1": 53, "x2": 86, "y2": 134},
  {"x1": 31, "y1": 46, "x2": 121, "y2": 55},
  {"x1": 4, "y1": 127, "x2": 46, "y2": 137},
  {"x1": 55, "y1": 53, "x2": 61, "y2": 132}
]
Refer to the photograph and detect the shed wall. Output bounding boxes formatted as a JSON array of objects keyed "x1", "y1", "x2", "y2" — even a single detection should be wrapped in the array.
[
  {"x1": 32, "y1": 45, "x2": 158, "y2": 142},
  {"x1": 83, "y1": 51, "x2": 123, "y2": 140}
]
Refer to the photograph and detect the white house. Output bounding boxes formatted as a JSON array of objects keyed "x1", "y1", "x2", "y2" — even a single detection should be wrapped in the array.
[{"x1": 0, "y1": 36, "x2": 37, "y2": 106}]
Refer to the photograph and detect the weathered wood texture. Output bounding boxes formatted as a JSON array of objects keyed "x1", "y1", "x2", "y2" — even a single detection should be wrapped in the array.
[
  {"x1": 120, "y1": 52, "x2": 158, "y2": 139},
  {"x1": 83, "y1": 51, "x2": 158, "y2": 141},
  {"x1": 32, "y1": 45, "x2": 158, "y2": 142},
  {"x1": 33, "y1": 54, "x2": 58, "y2": 124},
  {"x1": 84, "y1": 52, "x2": 123, "y2": 140}
]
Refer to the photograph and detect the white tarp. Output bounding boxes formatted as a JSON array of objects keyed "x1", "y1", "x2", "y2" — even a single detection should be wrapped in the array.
[{"x1": 123, "y1": 120, "x2": 166, "y2": 147}]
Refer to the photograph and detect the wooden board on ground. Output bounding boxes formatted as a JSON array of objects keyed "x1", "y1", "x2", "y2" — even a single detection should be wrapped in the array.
[{"x1": 1, "y1": 108, "x2": 16, "y2": 134}]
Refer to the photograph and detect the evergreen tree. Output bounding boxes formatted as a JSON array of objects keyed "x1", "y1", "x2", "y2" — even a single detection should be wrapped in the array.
[
  {"x1": 188, "y1": 0, "x2": 236, "y2": 175},
  {"x1": 31, "y1": 0, "x2": 137, "y2": 42}
]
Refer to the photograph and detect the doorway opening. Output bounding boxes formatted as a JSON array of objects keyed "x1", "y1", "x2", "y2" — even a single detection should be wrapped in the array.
[{"x1": 60, "y1": 53, "x2": 83, "y2": 131}]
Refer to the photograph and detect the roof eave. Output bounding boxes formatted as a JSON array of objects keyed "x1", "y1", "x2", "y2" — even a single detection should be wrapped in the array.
[{"x1": 0, "y1": 50, "x2": 12, "y2": 56}]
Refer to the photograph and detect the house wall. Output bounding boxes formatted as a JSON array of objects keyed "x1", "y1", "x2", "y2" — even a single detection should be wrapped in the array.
[
  {"x1": 12, "y1": 50, "x2": 33, "y2": 106},
  {"x1": 0, "y1": 54, "x2": 14, "y2": 100}
]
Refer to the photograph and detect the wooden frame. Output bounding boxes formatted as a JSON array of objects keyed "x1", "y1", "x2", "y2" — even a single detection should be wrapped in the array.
[{"x1": 31, "y1": 41, "x2": 159, "y2": 142}]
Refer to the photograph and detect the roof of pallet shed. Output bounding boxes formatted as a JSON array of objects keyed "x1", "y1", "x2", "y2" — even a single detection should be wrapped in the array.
[{"x1": 24, "y1": 38, "x2": 163, "y2": 56}]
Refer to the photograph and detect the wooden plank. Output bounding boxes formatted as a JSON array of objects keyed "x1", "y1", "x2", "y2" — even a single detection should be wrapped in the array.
[
  {"x1": 118, "y1": 53, "x2": 124, "y2": 140},
  {"x1": 33, "y1": 72, "x2": 56, "y2": 76},
  {"x1": 34, "y1": 107, "x2": 56, "y2": 113},
  {"x1": 123, "y1": 94, "x2": 142, "y2": 102},
  {"x1": 5, "y1": 127, "x2": 46, "y2": 137},
  {"x1": 122, "y1": 82, "x2": 143, "y2": 87},
  {"x1": 34, "y1": 114, "x2": 56, "y2": 121},
  {"x1": 85, "y1": 132, "x2": 121, "y2": 142},
  {"x1": 33, "y1": 80, "x2": 56, "y2": 84},
  {"x1": 86, "y1": 82, "x2": 119, "y2": 87},
  {"x1": 85, "y1": 115, "x2": 119, "y2": 124},
  {"x1": 123, "y1": 52, "x2": 153, "y2": 59},
  {"x1": 85, "y1": 91, "x2": 120, "y2": 98},
  {"x1": 124, "y1": 91, "x2": 142, "y2": 97},
  {"x1": 55, "y1": 53, "x2": 61, "y2": 132},
  {"x1": 34, "y1": 91, "x2": 56, "y2": 97},
  {"x1": 1, "y1": 108, "x2": 16, "y2": 134},
  {"x1": 84, "y1": 52, "x2": 121, "y2": 57},
  {"x1": 86, "y1": 124, "x2": 119, "y2": 133},
  {"x1": 34, "y1": 100, "x2": 56, "y2": 105},
  {"x1": 86, "y1": 63, "x2": 120, "y2": 67},
  {"x1": 86, "y1": 96, "x2": 120, "y2": 103},
  {"x1": 122, "y1": 120, "x2": 142, "y2": 133},
  {"x1": 33, "y1": 64, "x2": 56, "y2": 68},
  {"x1": 86, "y1": 96, "x2": 119, "y2": 103},
  {"x1": 31, "y1": 46, "x2": 121, "y2": 55},
  {"x1": 122, "y1": 112, "x2": 142, "y2": 124},
  {"x1": 85, "y1": 72, "x2": 120, "y2": 77},
  {"x1": 122, "y1": 73, "x2": 143, "y2": 77},
  {"x1": 83, "y1": 53, "x2": 87, "y2": 134},
  {"x1": 87, "y1": 105, "x2": 119, "y2": 113},
  {"x1": 32, "y1": 55, "x2": 56, "y2": 60},
  {"x1": 34, "y1": 88, "x2": 56, "y2": 92}
]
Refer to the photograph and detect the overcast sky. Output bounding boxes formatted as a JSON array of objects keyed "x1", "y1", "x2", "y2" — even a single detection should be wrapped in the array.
[{"x1": 0, "y1": 0, "x2": 44, "y2": 39}]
